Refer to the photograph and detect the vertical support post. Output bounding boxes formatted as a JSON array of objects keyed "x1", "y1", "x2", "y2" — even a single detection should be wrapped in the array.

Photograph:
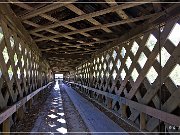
[
  {"x1": 121, "y1": 104, "x2": 127, "y2": 118},
  {"x1": 140, "y1": 112, "x2": 146, "y2": 130},
  {"x1": 27, "y1": 98, "x2": 33, "y2": 110},
  {"x1": 17, "y1": 106, "x2": 24, "y2": 120},
  {"x1": 2, "y1": 117, "x2": 10, "y2": 135}
]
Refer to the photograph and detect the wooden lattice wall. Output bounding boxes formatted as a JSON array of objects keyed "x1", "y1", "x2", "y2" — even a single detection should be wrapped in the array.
[
  {"x1": 65, "y1": 16, "x2": 180, "y2": 133},
  {"x1": 0, "y1": 9, "x2": 53, "y2": 129}
]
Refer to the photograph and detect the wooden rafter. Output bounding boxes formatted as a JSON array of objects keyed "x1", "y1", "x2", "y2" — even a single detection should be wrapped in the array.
[
  {"x1": 105, "y1": 0, "x2": 136, "y2": 28},
  {"x1": 35, "y1": 12, "x2": 161, "y2": 42},
  {"x1": 21, "y1": 0, "x2": 76, "y2": 20},
  {"x1": 29, "y1": 1, "x2": 152, "y2": 33}
]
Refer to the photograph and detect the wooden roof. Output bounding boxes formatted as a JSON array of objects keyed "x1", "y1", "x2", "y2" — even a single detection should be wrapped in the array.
[{"x1": 8, "y1": 0, "x2": 179, "y2": 72}]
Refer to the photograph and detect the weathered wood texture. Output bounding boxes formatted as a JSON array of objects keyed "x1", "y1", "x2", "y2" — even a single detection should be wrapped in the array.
[
  {"x1": 9, "y1": 0, "x2": 176, "y2": 72},
  {"x1": 64, "y1": 17, "x2": 180, "y2": 133},
  {"x1": 0, "y1": 6, "x2": 54, "y2": 132}
]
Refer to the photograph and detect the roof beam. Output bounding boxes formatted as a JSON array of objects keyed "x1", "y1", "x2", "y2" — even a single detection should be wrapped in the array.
[
  {"x1": 30, "y1": 1, "x2": 153, "y2": 33},
  {"x1": 35, "y1": 12, "x2": 160, "y2": 42},
  {"x1": 21, "y1": 0, "x2": 76, "y2": 20},
  {"x1": 43, "y1": 53, "x2": 91, "y2": 59},
  {"x1": 66, "y1": 4, "x2": 112, "y2": 33},
  {"x1": 12, "y1": 0, "x2": 98, "y2": 43},
  {"x1": 105, "y1": 0, "x2": 136, "y2": 28}
]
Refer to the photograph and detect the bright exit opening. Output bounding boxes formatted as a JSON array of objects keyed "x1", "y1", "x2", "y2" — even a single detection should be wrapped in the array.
[{"x1": 55, "y1": 74, "x2": 63, "y2": 79}]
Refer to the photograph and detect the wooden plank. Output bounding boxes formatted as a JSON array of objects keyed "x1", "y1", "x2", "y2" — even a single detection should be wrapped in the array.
[
  {"x1": 30, "y1": 1, "x2": 152, "y2": 33},
  {"x1": 2, "y1": 117, "x2": 10, "y2": 135},
  {"x1": 21, "y1": 0, "x2": 76, "y2": 20},
  {"x1": 66, "y1": 4, "x2": 112, "y2": 33},
  {"x1": 35, "y1": 13, "x2": 158, "y2": 42},
  {"x1": 105, "y1": 0, "x2": 136, "y2": 28},
  {"x1": 69, "y1": 82, "x2": 180, "y2": 127},
  {"x1": 0, "y1": 82, "x2": 52, "y2": 125}
]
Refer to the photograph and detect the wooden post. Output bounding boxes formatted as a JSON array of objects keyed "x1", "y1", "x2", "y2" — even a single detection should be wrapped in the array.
[
  {"x1": 121, "y1": 104, "x2": 127, "y2": 118},
  {"x1": 17, "y1": 106, "x2": 24, "y2": 121},
  {"x1": 2, "y1": 117, "x2": 10, "y2": 135},
  {"x1": 140, "y1": 112, "x2": 146, "y2": 130}
]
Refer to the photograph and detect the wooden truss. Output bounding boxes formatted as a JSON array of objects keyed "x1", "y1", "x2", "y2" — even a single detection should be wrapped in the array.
[{"x1": 8, "y1": 0, "x2": 178, "y2": 71}]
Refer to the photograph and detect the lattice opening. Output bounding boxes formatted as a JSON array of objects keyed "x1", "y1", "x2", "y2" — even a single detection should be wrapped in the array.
[
  {"x1": 112, "y1": 70, "x2": 117, "y2": 80},
  {"x1": 131, "y1": 41, "x2": 139, "y2": 55},
  {"x1": 116, "y1": 80, "x2": 121, "y2": 89},
  {"x1": 120, "y1": 91, "x2": 125, "y2": 97},
  {"x1": 168, "y1": 23, "x2": 180, "y2": 46},
  {"x1": 113, "y1": 101, "x2": 120, "y2": 111},
  {"x1": 109, "y1": 61, "x2": 113, "y2": 70},
  {"x1": 146, "y1": 34, "x2": 157, "y2": 51},
  {"x1": 0, "y1": 26, "x2": 3, "y2": 43},
  {"x1": 8, "y1": 65, "x2": 13, "y2": 80},
  {"x1": 125, "y1": 56, "x2": 132, "y2": 69},
  {"x1": 121, "y1": 47, "x2": 126, "y2": 58},
  {"x1": 138, "y1": 52, "x2": 147, "y2": 68},
  {"x1": 106, "y1": 72, "x2": 109, "y2": 78},
  {"x1": 126, "y1": 106, "x2": 132, "y2": 118},
  {"x1": 139, "y1": 83, "x2": 147, "y2": 97},
  {"x1": 95, "y1": 64, "x2": 97, "y2": 70},
  {"x1": 25, "y1": 48, "x2": 27, "y2": 55},
  {"x1": 97, "y1": 72, "x2": 99, "y2": 77},
  {"x1": 112, "y1": 50, "x2": 117, "y2": 60},
  {"x1": 14, "y1": 53, "x2": 18, "y2": 66},
  {"x1": 147, "y1": 100, "x2": 156, "y2": 108},
  {"x1": 169, "y1": 64, "x2": 180, "y2": 87},
  {"x1": 97, "y1": 57, "x2": 99, "y2": 63},
  {"x1": 121, "y1": 69, "x2": 126, "y2": 81},
  {"x1": 17, "y1": 67, "x2": 20, "y2": 79},
  {"x1": 103, "y1": 63, "x2": 107, "y2": 70},
  {"x1": 111, "y1": 90, "x2": 115, "y2": 95},
  {"x1": 101, "y1": 71, "x2": 104, "y2": 78},
  {"x1": 131, "y1": 95, "x2": 138, "y2": 102},
  {"x1": 19, "y1": 43, "x2": 22, "y2": 51},
  {"x1": 159, "y1": 84, "x2": 171, "y2": 104},
  {"x1": 1, "y1": 82, "x2": 8, "y2": 98},
  {"x1": 99, "y1": 64, "x2": 102, "y2": 70},
  {"x1": 10, "y1": 36, "x2": 15, "y2": 48},
  {"x1": 24, "y1": 69, "x2": 26, "y2": 77},
  {"x1": 106, "y1": 53, "x2": 110, "y2": 61},
  {"x1": 13, "y1": 82, "x2": 17, "y2": 93},
  {"x1": 116, "y1": 59, "x2": 121, "y2": 69},
  {"x1": 125, "y1": 81, "x2": 132, "y2": 93},
  {"x1": 131, "y1": 68, "x2": 139, "y2": 82},
  {"x1": 146, "y1": 66, "x2": 158, "y2": 84},
  {"x1": 2, "y1": 47, "x2": 9, "y2": 64},
  {"x1": 7, "y1": 96, "x2": 13, "y2": 106},
  {"x1": 109, "y1": 80, "x2": 112, "y2": 88},
  {"x1": 156, "y1": 47, "x2": 171, "y2": 67},
  {"x1": 101, "y1": 56, "x2": 104, "y2": 62}
]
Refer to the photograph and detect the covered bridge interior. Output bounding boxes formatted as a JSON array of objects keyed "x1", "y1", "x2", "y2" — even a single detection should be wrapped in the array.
[{"x1": 0, "y1": 0, "x2": 180, "y2": 134}]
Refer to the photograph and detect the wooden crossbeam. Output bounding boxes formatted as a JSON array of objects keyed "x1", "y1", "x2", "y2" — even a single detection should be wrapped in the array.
[
  {"x1": 35, "y1": 12, "x2": 159, "y2": 42},
  {"x1": 66, "y1": 4, "x2": 112, "y2": 33},
  {"x1": 12, "y1": 0, "x2": 99, "y2": 44},
  {"x1": 21, "y1": 0, "x2": 76, "y2": 20},
  {"x1": 105, "y1": 0, "x2": 136, "y2": 28},
  {"x1": 30, "y1": 1, "x2": 152, "y2": 33},
  {"x1": 40, "y1": 37, "x2": 119, "y2": 51},
  {"x1": 43, "y1": 53, "x2": 91, "y2": 59}
]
